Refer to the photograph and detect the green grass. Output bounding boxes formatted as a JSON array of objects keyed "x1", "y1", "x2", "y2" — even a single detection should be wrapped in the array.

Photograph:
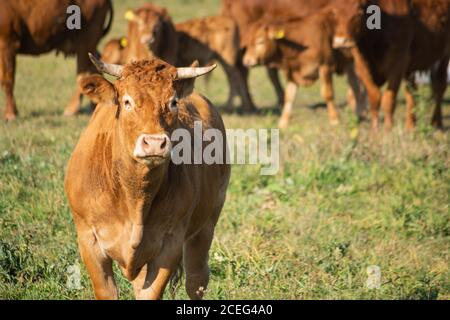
[{"x1": 0, "y1": 0, "x2": 449, "y2": 300}]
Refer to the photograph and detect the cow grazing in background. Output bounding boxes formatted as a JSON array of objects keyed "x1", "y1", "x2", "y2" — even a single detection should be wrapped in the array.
[
  {"x1": 100, "y1": 4, "x2": 178, "y2": 66},
  {"x1": 242, "y1": 8, "x2": 366, "y2": 128},
  {"x1": 332, "y1": 0, "x2": 450, "y2": 130},
  {"x1": 122, "y1": 3, "x2": 179, "y2": 65},
  {"x1": 65, "y1": 54, "x2": 230, "y2": 300},
  {"x1": 101, "y1": 37, "x2": 129, "y2": 65},
  {"x1": 221, "y1": 0, "x2": 336, "y2": 110},
  {"x1": 175, "y1": 16, "x2": 257, "y2": 112},
  {"x1": 0, "y1": 0, "x2": 113, "y2": 119}
]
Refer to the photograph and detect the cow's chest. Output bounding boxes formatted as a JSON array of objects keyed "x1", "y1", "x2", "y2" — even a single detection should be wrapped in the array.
[{"x1": 91, "y1": 188, "x2": 196, "y2": 269}]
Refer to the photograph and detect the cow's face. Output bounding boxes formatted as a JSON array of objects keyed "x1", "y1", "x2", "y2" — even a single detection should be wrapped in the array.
[
  {"x1": 332, "y1": 0, "x2": 367, "y2": 49},
  {"x1": 80, "y1": 55, "x2": 216, "y2": 167},
  {"x1": 126, "y1": 8, "x2": 166, "y2": 54},
  {"x1": 242, "y1": 23, "x2": 281, "y2": 67}
]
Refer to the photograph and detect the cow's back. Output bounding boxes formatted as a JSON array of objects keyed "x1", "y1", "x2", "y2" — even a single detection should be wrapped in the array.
[
  {"x1": 3, "y1": 0, "x2": 111, "y2": 55},
  {"x1": 176, "y1": 16, "x2": 239, "y2": 66},
  {"x1": 408, "y1": 0, "x2": 450, "y2": 72}
]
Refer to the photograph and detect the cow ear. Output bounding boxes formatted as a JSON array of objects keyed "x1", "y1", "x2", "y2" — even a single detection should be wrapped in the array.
[{"x1": 79, "y1": 75, "x2": 117, "y2": 106}]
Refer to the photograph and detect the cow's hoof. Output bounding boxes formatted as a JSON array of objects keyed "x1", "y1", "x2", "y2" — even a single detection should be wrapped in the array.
[
  {"x1": 63, "y1": 109, "x2": 78, "y2": 117},
  {"x1": 4, "y1": 113, "x2": 17, "y2": 121},
  {"x1": 431, "y1": 120, "x2": 443, "y2": 130},
  {"x1": 329, "y1": 118, "x2": 340, "y2": 126},
  {"x1": 278, "y1": 118, "x2": 290, "y2": 129}
]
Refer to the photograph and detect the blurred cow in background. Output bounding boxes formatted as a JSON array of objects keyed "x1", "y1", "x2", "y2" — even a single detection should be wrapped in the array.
[
  {"x1": 175, "y1": 16, "x2": 257, "y2": 112},
  {"x1": 0, "y1": 0, "x2": 113, "y2": 119},
  {"x1": 242, "y1": 8, "x2": 366, "y2": 128},
  {"x1": 101, "y1": 3, "x2": 178, "y2": 65},
  {"x1": 101, "y1": 4, "x2": 256, "y2": 112},
  {"x1": 332, "y1": 0, "x2": 450, "y2": 130}
]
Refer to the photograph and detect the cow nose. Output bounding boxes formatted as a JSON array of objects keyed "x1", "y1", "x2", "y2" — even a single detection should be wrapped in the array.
[
  {"x1": 333, "y1": 36, "x2": 356, "y2": 49},
  {"x1": 134, "y1": 134, "x2": 171, "y2": 159},
  {"x1": 243, "y1": 54, "x2": 256, "y2": 67}
]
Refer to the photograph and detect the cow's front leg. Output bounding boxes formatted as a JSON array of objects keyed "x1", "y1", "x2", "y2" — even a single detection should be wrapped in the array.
[
  {"x1": 132, "y1": 238, "x2": 182, "y2": 300},
  {"x1": 76, "y1": 226, "x2": 118, "y2": 300},
  {"x1": 278, "y1": 80, "x2": 298, "y2": 129},
  {"x1": 319, "y1": 65, "x2": 339, "y2": 125},
  {"x1": 266, "y1": 67, "x2": 284, "y2": 108},
  {"x1": 0, "y1": 38, "x2": 18, "y2": 121}
]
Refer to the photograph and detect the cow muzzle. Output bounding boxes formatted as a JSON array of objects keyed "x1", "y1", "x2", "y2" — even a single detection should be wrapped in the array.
[
  {"x1": 243, "y1": 54, "x2": 258, "y2": 67},
  {"x1": 333, "y1": 36, "x2": 356, "y2": 49},
  {"x1": 133, "y1": 134, "x2": 171, "y2": 162}
]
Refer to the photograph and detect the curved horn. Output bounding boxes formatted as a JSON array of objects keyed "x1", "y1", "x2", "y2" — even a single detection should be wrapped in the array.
[
  {"x1": 176, "y1": 64, "x2": 217, "y2": 80},
  {"x1": 88, "y1": 53, "x2": 124, "y2": 78}
]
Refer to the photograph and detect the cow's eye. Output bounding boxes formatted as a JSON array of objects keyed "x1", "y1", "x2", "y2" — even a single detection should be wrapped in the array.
[
  {"x1": 169, "y1": 97, "x2": 178, "y2": 111},
  {"x1": 122, "y1": 94, "x2": 135, "y2": 111}
]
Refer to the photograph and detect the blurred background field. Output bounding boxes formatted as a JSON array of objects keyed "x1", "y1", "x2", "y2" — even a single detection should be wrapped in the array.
[{"x1": 0, "y1": 0, "x2": 449, "y2": 299}]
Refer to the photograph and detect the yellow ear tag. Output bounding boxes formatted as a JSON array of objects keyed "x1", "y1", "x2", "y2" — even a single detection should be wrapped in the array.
[
  {"x1": 274, "y1": 30, "x2": 285, "y2": 40},
  {"x1": 120, "y1": 37, "x2": 128, "y2": 48},
  {"x1": 124, "y1": 10, "x2": 135, "y2": 21}
]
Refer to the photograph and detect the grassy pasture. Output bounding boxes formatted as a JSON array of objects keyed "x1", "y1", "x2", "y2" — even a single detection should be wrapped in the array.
[{"x1": 0, "y1": 0, "x2": 449, "y2": 299}]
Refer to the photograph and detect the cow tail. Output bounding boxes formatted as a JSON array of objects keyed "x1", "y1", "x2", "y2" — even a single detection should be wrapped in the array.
[{"x1": 102, "y1": 0, "x2": 114, "y2": 38}]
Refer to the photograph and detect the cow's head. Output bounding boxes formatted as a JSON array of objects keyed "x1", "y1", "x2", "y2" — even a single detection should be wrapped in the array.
[
  {"x1": 331, "y1": 0, "x2": 369, "y2": 49},
  {"x1": 80, "y1": 54, "x2": 216, "y2": 167},
  {"x1": 243, "y1": 19, "x2": 324, "y2": 86},
  {"x1": 242, "y1": 21, "x2": 283, "y2": 67},
  {"x1": 125, "y1": 4, "x2": 169, "y2": 55}
]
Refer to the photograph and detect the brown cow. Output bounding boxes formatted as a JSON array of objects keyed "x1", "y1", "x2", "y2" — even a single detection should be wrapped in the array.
[
  {"x1": 0, "y1": 0, "x2": 113, "y2": 120},
  {"x1": 65, "y1": 54, "x2": 230, "y2": 300},
  {"x1": 100, "y1": 4, "x2": 178, "y2": 66},
  {"x1": 332, "y1": 0, "x2": 450, "y2": 130},
  {"x1": 101, "y1": 37, "x2": 128, "y2": 64},
  {"x1": 242, "y1": 10, "x2": 366, "y2": 128},
  {"x1": 122, "y1": 3, "x2": 178, "y2": 65},
  {"x1": 175, "y1": 16, "x2": 257, "y2": 112},
  {"x1": 221, "y1": 0, "x2": 335, "y2": 109}
]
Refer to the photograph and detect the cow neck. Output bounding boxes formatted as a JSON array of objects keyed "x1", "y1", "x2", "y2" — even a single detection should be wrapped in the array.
[{"x1": 110, "y1": 124, "x2": 170, "y2": 228}]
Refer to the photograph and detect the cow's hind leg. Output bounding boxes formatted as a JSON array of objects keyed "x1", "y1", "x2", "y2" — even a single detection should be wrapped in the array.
[
  {"x1": 403, "y1": 78, "x2": 416, "y2": 130},
  {"x1": 235, "y1": 60, "x2": 258, "y2": 113},
  {"x1": 221, "y1": 62, "x2": 240, "y2": 112},
  {"x1": 76, "y1": 223, "x2": 118, "y2": 299},
  {"x1": 0, "y1": 38, "x2": 18, "y2": 120},
  {"x1": 382, "y1": 75, "x2": 402, "y2": 131},
  {"x1": 430, "y1": 57, "x2": 449, "y2": 129},
  {"x1": 183, "y1": 223, "x2": 216, "y2": 300}
]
